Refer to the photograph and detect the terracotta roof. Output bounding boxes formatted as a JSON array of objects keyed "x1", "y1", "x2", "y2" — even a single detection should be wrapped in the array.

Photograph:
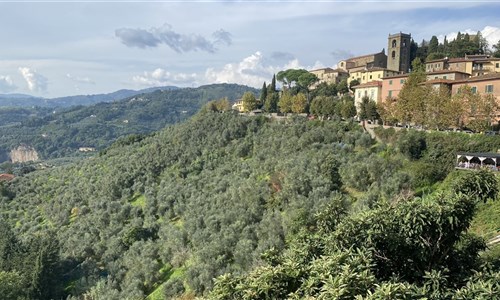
[
  {"x1": 382, "y1": 73, "x2": 410, "y2": 80},
  {"x1": 309, "y1": 67, "x2": 348, "y2": 74},
  {"x1": 421, "y1": 79, "x2": 455, "y2": 85},
  {"x1": 448, "y1": 58, "x2": 467, "y2": 63},
  {"x1": 452, "y1": 72, "x2": 500, "y2": 84},
  {"x1": 345, "y1": 50, "x2": 385, "y2": 62},
  {"x1": 0, "y1": 174, "x2": 15, "y2": 181},
  {"x1": 426, "y1": 70, "x2": 470, "y2": 75},
  {"x1": 310, "y1": 67, "x2": 334, "y2": 72},
  {"x1": 351, "y1": 81, "x2": 383, "y2": 89},
  {"x1": 351, "y1": 67, "x2": 399, "y2": 74},
  {"x1": 425, "y1": 58, "x2": 447, "y2": 64}
]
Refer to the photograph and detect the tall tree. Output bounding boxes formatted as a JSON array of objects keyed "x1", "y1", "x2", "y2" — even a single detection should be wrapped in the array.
[
  {"x1": 264, "y1": 92, "x2": 279, "y2": 113},
  {"x1": 349, "y1": 79, "x2": 360, "y2": 93},
  {"x1": 241, "y1": 91, "x2": 258, "y2": 112},
  {"x1": 394, "y1": 58, "x2": 427, "y2": 125},
  {"x1": 337, "y1": 79, "x2": 349, "y2": 95},
  {"x1": 291, "y1": 93, "x2": 307, "y2": 114},
  {"x1": 278, "y1": 90, "x2": 293, "y2": 115},
  {"x1": 260, "y1": 82, "x2": 267, "y2": 105},
  {"x1": 428, "y1": 35, "x2": 439, "y2": 54},
  {"x1": 492, "y1": 39, "x2": 500, "y2": 58}
]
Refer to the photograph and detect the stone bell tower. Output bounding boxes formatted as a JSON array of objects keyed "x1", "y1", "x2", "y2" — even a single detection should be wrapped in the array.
[{"x1": 387, "y1": 32, "x2": 411, "y2": 73}]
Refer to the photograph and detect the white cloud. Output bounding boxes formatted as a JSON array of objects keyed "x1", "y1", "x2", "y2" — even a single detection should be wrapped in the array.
[
  {"x1": 0, "y1": 75, "x2": 16, "y2": 93},
  {"x1": 204, "y1": 51, "x2": 321, "y2": 88},
  {"x1": 133, "y1": 51, "x2": 324, "y2": 89},
  {"x1": 133, "y1": 68, "x2": 198, "y2": 87},
  {"x1": 18, "y1": 67, "x2": 48, "y2": 92},
  {"x1": 66, "y1": 73, "x2": 95, "y2": 84}
]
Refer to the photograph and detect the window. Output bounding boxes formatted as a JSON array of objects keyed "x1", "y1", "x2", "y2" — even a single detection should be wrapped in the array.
[
  {"x1": 357, "y1": 91, "x2": 361, "y2": 98},
  {"x1": 496, "y1": 63, "x2": 499, "y2": 68},
  {"x1": 392, "y1": 39, "x2": 397, "y2": 48},
  {"x1": 369, "y1": 75, "x2": 372, "y2": 79},
  {"x1": 443, "y1": 76, "x2": 447, "y2": 79},
  {"x1": 388, "y1": 90, "x2": 393, "y2": 97},
  {"x1": 378, "y1": 74, "x2": 381, "y2": 78},
  {"x1": 471, "y1": 86, "x2": 477, "y2": 94},
  {"x1": 389, "y1": 80, "x2": 393, "y2": 85},
  {"x1": 402, "y1": 39, "x2": 406, "y2": 47},
  {"x1": 400, "y1": 79, "x2": 405, "y2": 84},
  {"x1": 435, "y1": 76, "x2": 438, "y2": 79},
  {"x1": 485, "y1": 85, "x2": 494, "y2": 93},
  {"x1": 341, "y1": 62, "x2": 344, "y2": 67},
  {"x1": 391, "y1": 51, "x2": 396, "y2": 58},
  {"x1": 370, "y1": 90, "x2": 374, "y2": 98},
  {"x1": 362, "y1": 76, "x2": 365, "y2": 80}
]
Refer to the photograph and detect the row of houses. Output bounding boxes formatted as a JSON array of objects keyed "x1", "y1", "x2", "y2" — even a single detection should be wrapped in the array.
[
  {"x1": 309, "y1": 32, "x2": 500, "y2": 123},
  {"x1": 351, "y1": 54, "x2": 500, "y2": 123}
]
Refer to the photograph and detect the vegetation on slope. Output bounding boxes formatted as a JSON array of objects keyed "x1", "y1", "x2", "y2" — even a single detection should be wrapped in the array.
[
  {"x1": 0, "y1": 109, "x2": 498, "y2": 299},
  {"x1": 0, "y1": 83, "x2": 257, "y2": 163}
]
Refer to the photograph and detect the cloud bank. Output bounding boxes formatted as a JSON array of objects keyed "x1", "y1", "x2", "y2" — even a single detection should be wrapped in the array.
[
  {"x1": 133, "y1": 68, "x2": 198, "y2": 86},
  {"x1": 115, "y1": 24, "x2": 232, "y2": 53},
  {"x1": 66, "y1": 73, "x2": 95, "y2": 84},
  {"x1": 18, "y1": 67, "x2": 47, "y2": 92},
  {"x1": 133, "y1": 51, "x2": 327, "y2": 89},
  {"x1": 0, "y1": 75, "x2": 16, "y2": 93}
]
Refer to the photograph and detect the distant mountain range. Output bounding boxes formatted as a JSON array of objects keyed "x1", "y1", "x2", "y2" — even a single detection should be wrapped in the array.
[
  {"x1": 0, "y1": 86, "x2": 179, "y2": 107},
  {"x1": 0, "y1": 83, "x2": 258, "y2": 163}
]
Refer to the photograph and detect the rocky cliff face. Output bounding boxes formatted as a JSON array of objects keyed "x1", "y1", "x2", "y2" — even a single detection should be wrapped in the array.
[{"x1": 10, "y1": 145, "x2": 39, "y2": 163}]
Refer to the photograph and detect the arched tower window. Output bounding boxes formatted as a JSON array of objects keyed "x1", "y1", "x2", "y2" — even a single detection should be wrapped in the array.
[
  {"x1": 392, "y1": 39, "x2": 397, "y2": 48},
  {"x1": 391, "y1": 51, "x2": 396, "y2": 58}
]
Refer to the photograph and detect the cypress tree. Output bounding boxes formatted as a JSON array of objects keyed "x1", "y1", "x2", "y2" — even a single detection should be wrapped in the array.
[{"x1": 260, "y1": 82, "x2": 267, "y2": 105}]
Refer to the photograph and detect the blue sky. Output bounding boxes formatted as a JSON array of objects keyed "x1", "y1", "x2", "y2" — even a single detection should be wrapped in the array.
[{"x1": 0, "y1": 1, "x2": 500, "y2": 98}]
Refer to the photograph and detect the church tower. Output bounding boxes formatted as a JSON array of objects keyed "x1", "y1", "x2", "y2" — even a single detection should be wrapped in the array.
[{"x1": 387, "y1": 32, "x2": 411, "y2": 73}]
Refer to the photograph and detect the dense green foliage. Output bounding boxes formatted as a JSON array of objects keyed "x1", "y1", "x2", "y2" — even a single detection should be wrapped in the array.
[
  {"x1": 413, "y1": 32, "x2": 489, "y2": 62},
  {"x1": 210, "y1": 172, "x2": 499, "y2": 299},
  {"x1": 0, "y1": 110, "x2": 499, "y2": 299},
  {"x1": 0, "y1": 84, "x2": 257, "y2": 162}
]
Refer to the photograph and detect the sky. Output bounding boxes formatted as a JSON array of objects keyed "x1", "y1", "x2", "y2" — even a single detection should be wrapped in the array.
[{"x1": 1, "y1": 1, "x2": 500, "y2": 98}]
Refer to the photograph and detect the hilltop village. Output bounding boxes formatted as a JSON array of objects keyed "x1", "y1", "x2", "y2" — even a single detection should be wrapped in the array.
[{"x1": 234, "y1": 32, "x2": 500, "y2": 132}]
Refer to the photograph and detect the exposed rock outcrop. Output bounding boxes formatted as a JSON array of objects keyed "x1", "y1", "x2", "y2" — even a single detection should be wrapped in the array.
[{"x1": 10, "y1": 145, "x2": 39, "y2": 163}]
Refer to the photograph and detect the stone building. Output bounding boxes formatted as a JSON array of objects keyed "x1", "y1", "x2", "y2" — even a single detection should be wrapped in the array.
[
  {"x1": 338, "y1": 50, "x2": 387, "y2": 73},
  {"x1": 387, "y1": 32, "x2": 412, "y2": 73}
]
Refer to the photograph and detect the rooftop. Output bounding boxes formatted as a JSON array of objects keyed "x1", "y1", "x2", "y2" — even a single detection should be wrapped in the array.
[
  {"x1": 453, "y1": 72, "x2": 500, "y2": 84},
  {"x1": 345, "y1": 50, "x2": 385, "y2": 62},
  {"x1": 351, "y1": 81, "x2": 383, "y2": 89}
]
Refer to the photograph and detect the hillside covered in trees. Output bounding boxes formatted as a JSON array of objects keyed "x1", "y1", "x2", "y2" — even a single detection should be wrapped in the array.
[
  {"x1": 0, "y1": 83, "x2": 257, "y2": 164},
  {"x1": 0, "y1": 109, "x2": 499, "y2": 299}
]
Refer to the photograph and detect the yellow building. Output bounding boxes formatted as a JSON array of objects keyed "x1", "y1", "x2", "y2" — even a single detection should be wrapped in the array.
[
  {"x1": 425, "y1": 55, "x2": 500, "y2": 77},
  {"x1": 352, "y1": 81, "x2": 383, "y2": 115},
  {"x1": 309, "y1": 67, "x2": 349, "y2": 88},
  {"x1": 231, "y1": 99, "x2": 244, "y2": 112},
  {"x1": 348, "y1": 67, "x2": 400, "y2": 85}
]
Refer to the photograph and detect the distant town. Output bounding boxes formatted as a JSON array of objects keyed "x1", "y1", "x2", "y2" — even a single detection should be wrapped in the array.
[{"x1": 233, "y1": 31, "x2": 500, "y2": 132}]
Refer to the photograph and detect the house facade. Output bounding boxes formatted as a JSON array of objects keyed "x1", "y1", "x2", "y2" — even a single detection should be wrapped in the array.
[
  {"x1": 381, "y1": 74, "x2": 409, "y2": 100},
  {"x1": 451, "y1": 73, "x2": 500, "y2": 122},
  {"x1": 349, "y1": 67, "x2": 400, "y2": 85},
  {"x1": 352, "y1": 81, "x2": 383, "y2": 114},
  {"x1": 309, "y1": 67, "x2": 349, "y2": 87},
  {"x1": 426, "y1": 70, "x2": 470, "y2": 81},
  {"x1": 425, "y1": 55, "x2": 500, "y2": 77}
]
